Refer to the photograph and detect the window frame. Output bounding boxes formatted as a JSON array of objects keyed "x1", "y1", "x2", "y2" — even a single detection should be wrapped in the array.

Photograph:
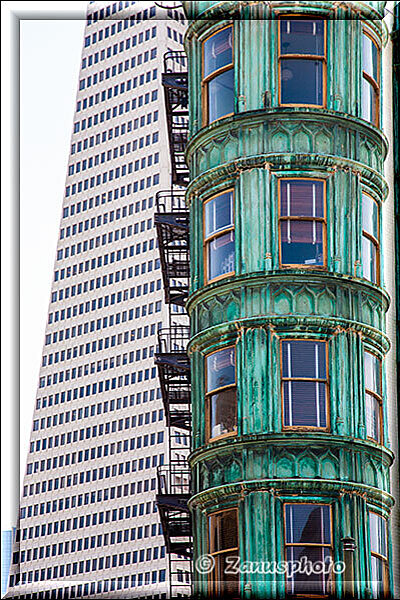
[
  {"x1": 201, "y1": 24, "x2": 234, "y2": 126},
  {"x1": 205, "y1": 345, "x2": 237, "y2": 443},
  {"x1": 283, "y1": 502, "x2": 334, "y2": 598},
  {"x1": 280, "y1": 338, "x2": 330, "y2": 431},
  {"x1": 278, "y1": 177, "x2": 327, "y2": 269},
  {"x1": 278, "y1": 16, "x2": 327, "y2": 108},
  {"x1": 203, "y1": 189, "x2": 235, "y2": 284},
  {"x1": 364, "y1": 349, "x2": 383, "y2": 444},
  {"x1": 361, "y1": 191, "x2": 380, "y2": 285},
  {"x1": 361, "y1": 28, "x2": 380, "y2": 127},
  {"x1": 208, "y1": 507, "x2": 239, "y2": 597},
  {"x1": 368, "y1": 510, "x2": 389, "y2": 598}
]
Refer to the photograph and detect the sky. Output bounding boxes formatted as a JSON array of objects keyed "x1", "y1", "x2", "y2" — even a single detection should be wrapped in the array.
[{"x1": 2, "y1": 1, "x2": 87, "y2": 533}]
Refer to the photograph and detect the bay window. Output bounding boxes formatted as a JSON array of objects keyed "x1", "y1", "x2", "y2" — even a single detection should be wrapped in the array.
[
  {"x1": 281, "y1": 339, "x2": 328, "y2": 429},
  {"x1": 204, "y1": 190, "x2": 235, "y2": 283},
  {"x1": 279, "y1": 179, "x2": 326, "y2": 268},
  {"x1": 279, "y1": 18, "x2": 326, "y2": 106},
  {"x1": 202, "y1": 26, "x2": 234, "y2": 124},
  {"x1": 206, "y1": 346, "x2": 236, "y2": 441}
]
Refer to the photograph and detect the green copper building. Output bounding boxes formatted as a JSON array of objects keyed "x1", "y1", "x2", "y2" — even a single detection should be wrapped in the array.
[{"x1": 163, "y1": 1, "x2": 398, "y2": 598}]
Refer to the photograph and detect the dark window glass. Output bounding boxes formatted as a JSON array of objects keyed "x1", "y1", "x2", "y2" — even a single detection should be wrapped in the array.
[
  {"x1": 207, "y1": 69, "x2": 234, "y2": 123},
  {"x1": 206, "y1": 347, "x2": 236, "y2": 440},
  {"x1": 280, "y1": 59, "x2": 323, "y2": 105},
  {"x1": 279, "y1": 19, "x2": 326, "y2": 106},
  {"x1": 279, "y1": 180, "x2": 325, "y2": 267},
  {"x1": 280, "y1": 19, "x2": 324, "y2": 56},
  {"x1": 369, "y1": 512, "x2": 388, "y2": 598},
  {"x1": 281, "y1": 340, "x2": 328, "y2": 428},
  {"x1": 285, "y1": 504, "x2": 333, "y2": 596},
  {"x1": 361, "y1": 32, "x2": 379, "y2": 125},
  {"x1": 362, "y1": 193, "x2": 379, "y2": 284},
  {"x1": 364, "y1": 351, "x2": 382, "y2": 443},
  {"x1": 208, "y1": 510, "x2": 239, "y2": 597}
]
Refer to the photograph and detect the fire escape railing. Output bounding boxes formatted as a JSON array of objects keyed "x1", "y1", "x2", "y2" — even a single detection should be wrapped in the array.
[
  {"x1": 162, "y1": 51, "x2": 189, "y2": 187},
  {"x1": 155, "y1": 49, "x2": 192, "y2": 597},
  {"x1": 154, "y1": 190, "x2": 189, "y2": 307}
]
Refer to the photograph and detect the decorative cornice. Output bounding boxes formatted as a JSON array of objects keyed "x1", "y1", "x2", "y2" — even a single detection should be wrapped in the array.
[
  {"x1": 188, "y1": 478, "x2": 395, "y2": 511},
  {"x1": 186, "y1": 270, "x2": 391, "y2": 316},
  {"x1": 189, "y1": 432, "x2": 395, "y2": 467}
]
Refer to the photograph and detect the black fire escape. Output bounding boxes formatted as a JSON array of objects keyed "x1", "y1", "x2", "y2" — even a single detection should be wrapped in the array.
[{"x1": 155, "y1": 50, "x2": 192, "y2": 598}]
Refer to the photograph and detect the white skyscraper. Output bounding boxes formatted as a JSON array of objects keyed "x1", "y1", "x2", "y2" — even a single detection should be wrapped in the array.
[{"x1": 7, "y1": 2, "x2": 188, "y2": 598}]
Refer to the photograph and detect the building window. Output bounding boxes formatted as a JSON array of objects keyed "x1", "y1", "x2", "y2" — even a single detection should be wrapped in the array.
[
  {"x1": 279, "y1": 18, "x2": 326, "y2": 106},
  {"x1": 361, "y1": 30, "x2": 380, "y2": 126},
  {"x1": 208, "y1": 509, "x2": 239, "y2": 597},
  {"x1": 205, "y1": 346, "x2": 236, "y2": 441},
  {"x1": 364, "y1": 350, "x2": 383, "y2": 443},
  {"x1": 369, "y1": 512, "x2": 389, "y2": 598},
  {"x1": 362, "y1": 192, "x2": 380, "y2": 284},
  {"x1": 281, "y1": 340, "x2": 328, "y2": 429},
  {"x1": 202, "y1": 26, "x2": 234, "y2": 124},
  {"x1": 284, "y1": 503, "x2": 334, "y2": 596},
  {"x1": 279, "y1": 179, "x2": 326, "y2": 268},
  {"x1": 204, "y1": 190, "x2": 235, "y2": 283}
]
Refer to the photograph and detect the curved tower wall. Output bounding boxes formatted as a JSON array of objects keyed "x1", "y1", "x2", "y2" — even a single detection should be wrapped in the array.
[{"x1": 183, "y1": 2, "x2": 395, "y2": 598}]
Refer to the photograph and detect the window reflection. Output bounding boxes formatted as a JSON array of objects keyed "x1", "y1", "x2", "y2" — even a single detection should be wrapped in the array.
[
  {"x1": 369, "y1": 512, "x2": 388, "y2": 598},
  {"x1": 361, "y1": 31, "x2": 379, "y2": 125},
  {"x1": 206, "y1": 347, "x2": 236, "y2": 440},
  {"x1": 362, "y1": 193, "x2": 380, "y2": 284},
  {"x1": 281, "y1": 340, "x2": 328, "y2": 429},
  {"x1": 202, "y1": 26, "x2": 234, "y2": 124},
  {"x1": 204, "y1": 191, "x2": 235, "y2": 282},
  {"x1": 279, "y1": 179, "x2": 326, "y2": 267},
  {"x1": 364, "y1": 350, "x2": 382, "y2": 443}
]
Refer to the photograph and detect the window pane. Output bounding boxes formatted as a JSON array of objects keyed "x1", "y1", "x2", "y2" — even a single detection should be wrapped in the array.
[
  {"x1": 282, "y1": 340, "x2": 326, "y2": 379},
  {"x1": 281, "y1": 59, "x2": 323, "y2": 105},
  {"x1": 362, "y1": 194, "x2": 379, "y2": 239},
  {"x1": 364, "y1": 351, "x2": 381, "y2": 395},
  {"x1": 362, "y1": 236, "x2": 377, "y2": 283},
  {"x1": 283, "y1": 381, "x2": 327, "y2": 427},
  {"x1": 286, "y1": 546, "x2": 333, "y2": 596},
  {"x1": 363, "y1": 33, "x2": 378, "y2": 82},
  {"x1": 285, "y1": 504, "x2": 331, "y2": 544},
  {"x1": 366, "y1": 392, "x2": 381, "y2": 442},
  {"x1": 281, "y1": 180, "x2": 324, "y2": 218},
  {"x1": 207, "y1": 230, "x2": 235, "y2": 280},
  {"x1": 370, "y1": 556, "x2": 386, "y2": 599},
  {"x1": 369, "y1": 513, "x2": 387, "y2": 557},
  {"x1": 208, "y1": 69, "x2": 234, "y2": 123},
  {"x1": 207, "y1": 347, "x2": 235, "y2": 393},
  {"x1": 203, "y1": 27, "x2": 233, "y2": 79},
  {"x1": 205, "y1": 191, "x2": 233, "y2": 238},
  {"x1": 209, "y1": 510, "x2": 238, "y2": 552},
  {"x1": 216, "y1": 553, "x2": 239, "y2": 596},
  {"x1": 280, "y1": 220, "x2": 324, "y2": 266},
  {"x1": 209, "y1": 389, "x2": 237, "y2": 438},
  {"x1": 280, "y1": 19, "x2": 325, "y2": 56},
  {"x1": 361, "y1": 78, "x2": 378, "y2": 124}
]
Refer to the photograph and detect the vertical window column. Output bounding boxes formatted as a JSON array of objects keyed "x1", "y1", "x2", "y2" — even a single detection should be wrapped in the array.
[
  {"x1": 205, "y1": 346, "x2": 236, "y2": 441},
  {"x1": 202, "y1": 26, "x2": 234, "y2": 124},
  {"x1": 208, "y1": 509, "x2": 239, "y2": 597}
]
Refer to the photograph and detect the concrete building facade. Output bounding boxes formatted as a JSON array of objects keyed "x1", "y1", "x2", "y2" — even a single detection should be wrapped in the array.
[{"x1": 7, "y1": 2, "x2": 186, "y2": 598}]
